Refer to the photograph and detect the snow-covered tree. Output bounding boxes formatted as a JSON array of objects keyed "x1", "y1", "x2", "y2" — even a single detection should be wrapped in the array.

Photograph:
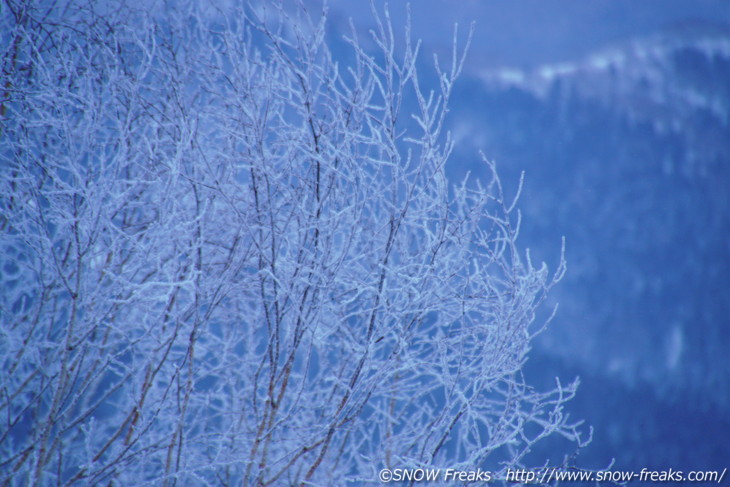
[{"x1": 1, "y1": 1, "x2": 586, "y2": 485}]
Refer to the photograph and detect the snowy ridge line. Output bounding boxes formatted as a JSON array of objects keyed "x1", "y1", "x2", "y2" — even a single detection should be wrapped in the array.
[
  {"x1": 478, "y1": 34, "x2": 730, "y2": 91},
  {"x1": 477, "y1": 33, "x2": 730, "y2": 127}
]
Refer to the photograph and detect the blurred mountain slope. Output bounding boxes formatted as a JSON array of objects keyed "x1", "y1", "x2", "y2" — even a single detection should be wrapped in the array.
[{"x1": 449, "y1": 24, "x2": 730, "y2": 470}]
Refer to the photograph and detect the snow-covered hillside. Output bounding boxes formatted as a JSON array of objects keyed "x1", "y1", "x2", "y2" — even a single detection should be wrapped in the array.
[{"x1": 448, "y1": 27, "x2": 730, "y2": 470}]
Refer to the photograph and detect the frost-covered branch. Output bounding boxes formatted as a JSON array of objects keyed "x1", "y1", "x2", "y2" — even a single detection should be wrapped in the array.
[{"x1": 0, "y1": 1, "x2": 585, "y2": 485}]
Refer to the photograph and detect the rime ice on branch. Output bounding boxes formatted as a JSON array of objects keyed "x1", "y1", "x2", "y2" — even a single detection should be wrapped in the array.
[{"x1": 0, "y1": 1, "x2": 586, "y2": 485}]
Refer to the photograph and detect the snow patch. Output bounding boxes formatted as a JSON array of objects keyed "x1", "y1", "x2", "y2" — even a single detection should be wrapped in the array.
[{"x1": 665, "y1": 324, "x2": 684, "y2": 371}]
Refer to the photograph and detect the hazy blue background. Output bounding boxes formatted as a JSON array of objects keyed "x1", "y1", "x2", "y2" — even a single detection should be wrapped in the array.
[{"x1": 328, "y1": 0, "x2": 730, "y2": 476}]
